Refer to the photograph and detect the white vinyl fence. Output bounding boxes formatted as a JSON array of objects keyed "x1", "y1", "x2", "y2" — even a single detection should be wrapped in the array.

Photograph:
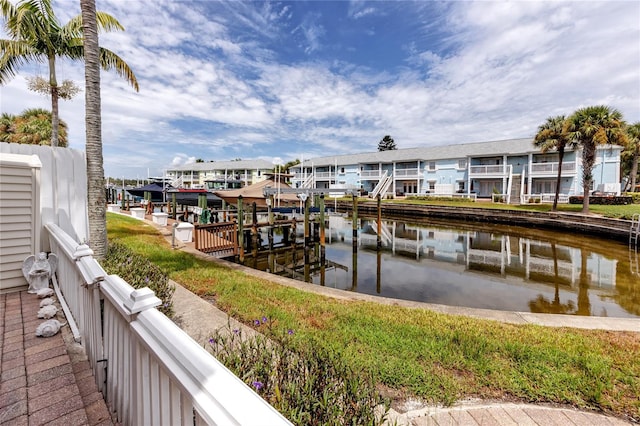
[{"x1": 46, "y1": 222, "x2": 291, "y2": 425}]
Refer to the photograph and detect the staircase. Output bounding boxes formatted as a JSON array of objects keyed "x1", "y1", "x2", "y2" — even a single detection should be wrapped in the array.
[
  {"x1": 510, "y1": 175, "x2": 521, "y2": 205},
  {"x1": 301, "y1": 174, "x2": 314, "y2": 188},
  {"x1": 170, "y1": 175, "x2": 184, "y2": 188},
  {"x1": 370, "y1": 171, "x2": 393, "y2": 198}
]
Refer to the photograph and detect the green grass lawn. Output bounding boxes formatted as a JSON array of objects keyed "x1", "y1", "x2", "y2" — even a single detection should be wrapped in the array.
[
  {"x1": 376, "y1": 198, "x2": 640, "y2": 219},
  {"x1": 107, "y1": 213, "x2": 640, "y2": 421}
]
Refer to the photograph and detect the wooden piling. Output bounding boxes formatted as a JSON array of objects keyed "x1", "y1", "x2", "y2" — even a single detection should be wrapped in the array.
[
  {"x1": 352, "y1": 194, "x2": 358, "y2": 291},
  {"x1": 304, "y1": 196, "x2": 311, "y2": 283},
  {"x1": 319, "y1": 195, "x2": 326, "y2": 286},
  {"x1": 377, "y1": 194, "x2": 382, "y2": 248},
  {"x1": 238, "y1": 196, "x2": 244, "y2": 262}
]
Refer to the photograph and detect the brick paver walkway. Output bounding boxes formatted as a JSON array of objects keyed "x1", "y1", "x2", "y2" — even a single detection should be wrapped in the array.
[{"x1": 0, "y1": 291, "x2": 113, "y2": 425}]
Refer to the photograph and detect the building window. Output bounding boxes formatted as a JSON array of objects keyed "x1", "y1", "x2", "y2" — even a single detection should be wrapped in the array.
[
  {"x1": 458, "y1": 159, "x2": 467, "y2": 169},
  {"x1": 457, "y1": 181, "x2": 465, "y2": 191},
  {"x1": 428, "y1": 181, "x2": 436, "y2": 191},
  {"x1": 340, "y1": 167, "x2": 345, "y2": 174},
  {"x1": 428, "y1": 161, "x2": 436, "y2": 171}
]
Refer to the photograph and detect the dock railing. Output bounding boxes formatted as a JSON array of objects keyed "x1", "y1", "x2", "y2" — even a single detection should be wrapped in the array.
[
  {"x1": 194, "y1": 221, "x2": 239, "y2": 257},
  {"x1": 45, "y1": 222, "x2": 290, "y2": 426}
]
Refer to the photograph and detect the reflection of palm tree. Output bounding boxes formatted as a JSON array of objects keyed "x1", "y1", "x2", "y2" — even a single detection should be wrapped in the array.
[
  {"x1": 576, "y1": 248, "x2": 592, "y2": 316},
  {"x1": 528, "y1": 243, "x2": 577, "y2": 314}
]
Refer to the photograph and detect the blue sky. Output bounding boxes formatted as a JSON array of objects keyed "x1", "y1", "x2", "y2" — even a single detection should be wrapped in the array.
[{"x1": 1, "y1": 0, "x2": 639, "y2": 178}]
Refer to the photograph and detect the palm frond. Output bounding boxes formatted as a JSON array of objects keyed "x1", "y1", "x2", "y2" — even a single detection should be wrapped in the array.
[
  {"x1": 0, "y1": 39, "x2": 43, "y2": 83},
  {"x1": 99, "y1": 47, "x2": 139, "y2": 91},
  {"x1": 95, "y1": 11, "x2": 125, "y2": 32}
]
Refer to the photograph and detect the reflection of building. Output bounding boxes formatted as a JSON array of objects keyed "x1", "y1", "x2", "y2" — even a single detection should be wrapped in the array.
[
  {"x1": 327, "y1": 218, "x2": 618, "y2": 288},
  {"x1": 290, "y1": 138, "x2": 622, "y2": 202},
  {"x1": 465, "y1": 234, "x2": 617, "y2": 288}
]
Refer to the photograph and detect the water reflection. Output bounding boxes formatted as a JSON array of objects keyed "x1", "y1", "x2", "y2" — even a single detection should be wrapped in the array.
[{"x1": 316, "y1": 215, "x2": 640, "y2": 318}]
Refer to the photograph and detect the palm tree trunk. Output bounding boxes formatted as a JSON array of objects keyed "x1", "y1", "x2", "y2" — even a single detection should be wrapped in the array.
[
  {"x1": 552, "y1": 148, "x2": 564, "y2": 211},
  {"x1": 81, "y1": 0, "x2": 107, "y2": 259},
  {"x1": 48, "y1": 55, "x2": 59, "y2": 147},
  {"x1": 581, "y1": 144, "x2": 595, "y2": 214},
  {"x1": 631, "y1": 151, "x2": 639, "y2": 192}
]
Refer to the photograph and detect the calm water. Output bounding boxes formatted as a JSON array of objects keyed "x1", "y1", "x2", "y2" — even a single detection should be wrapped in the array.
[{"x1": 262, "y1": 215, "x2": 640, "y2": 318}]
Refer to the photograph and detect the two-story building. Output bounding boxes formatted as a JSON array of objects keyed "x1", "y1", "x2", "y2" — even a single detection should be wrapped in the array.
[
  {"x1": 166, "y1": 159, "x2": 275, "y2": 189},
  {"x1": 289, "y1": 138, "x2": 622, "y2": 203}
]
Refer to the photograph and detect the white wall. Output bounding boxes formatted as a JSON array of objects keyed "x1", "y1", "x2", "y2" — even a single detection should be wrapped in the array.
[{"x1": 0, "y1": 142, "x2": 88, "y2": 250}]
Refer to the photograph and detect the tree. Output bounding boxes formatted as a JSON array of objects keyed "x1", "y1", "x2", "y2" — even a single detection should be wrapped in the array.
[
  {"x1": 624, "y1": 122, "x2": 640, "y2": 192},
  {"x1": 565, "y1": 105, "x2": 626, "y2": 214},
  {"x1": 81, "y1": 0, "x2": 106, "y2": 258},
  {"x1": 0, "y1": 108, "x2": 68, "y2": 145},
  {"x1": 533, "y1": 115, "x2": 575, "y2": 211},
  {"x1": 378, "y1": 135, "x2": 396, "y2": 151},
  {"x1": 0, "y1": 0, "x2": 139, "y2": 147}
]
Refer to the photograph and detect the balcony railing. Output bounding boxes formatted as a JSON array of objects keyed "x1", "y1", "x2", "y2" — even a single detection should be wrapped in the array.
[
  {"x1": 394, "y1": 168, "x2": 420, "y2": 178},
  {"x1": 530, "y1": 162, "x2": 576, "y2": 174},
  {"x1": 315, "y1": 171, "x2": 334, "y2": 179},
  {"x1": 45, "y1": 222, "x2": 291, "y2": 426},
  {"x1": 361, "y1": 170, "x2": 382, "y2": 178},
  {"x1": 469, "y1": 165, "x2": 506, "y2": 175}
]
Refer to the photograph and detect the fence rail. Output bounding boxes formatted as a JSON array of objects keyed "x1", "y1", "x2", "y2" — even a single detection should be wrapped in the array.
[{"x1": 45, "y1": 222, "x2": 290, "y2": 426}]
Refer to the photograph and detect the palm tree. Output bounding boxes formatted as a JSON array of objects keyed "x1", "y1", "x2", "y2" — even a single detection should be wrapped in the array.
[
  {"x1": 0, "y1": 108, "x2": 67, "y2": 145},
  {"x1": 565, "y1": 105, "x2": 627, "y2": 214},
  {"x1": 0, "y1": 0, "x2": 138, "y2": 147},
  {"x1": 0, "y1": 112, "x2": 16, "y2": 141},
  {"x1": 81, "y1": 0, "x2": 106, "y2": 258},
  {"x1": 533, "y1": 115, "x2": 575, "y2": 211},
  {"x1": 625, "y1": 122, "x2": 640, "y2": 192}
]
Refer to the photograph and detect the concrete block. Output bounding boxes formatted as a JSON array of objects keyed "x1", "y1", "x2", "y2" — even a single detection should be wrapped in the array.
[
  {"x1": 152, "y1": 212, "x2": 169, "y2": 226},
  {"x1": 130, "y1": 208, "x2": 146, "y2": 219},
  {"x1": 175, "y1": 222, "x2": 194, "y2": 242}
]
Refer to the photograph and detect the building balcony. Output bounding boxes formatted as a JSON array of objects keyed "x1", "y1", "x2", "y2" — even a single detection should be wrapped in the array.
[
  {"x1": 394, "y1": 168, "x2": 420, "y2": 178},
  {"x1": 530, "y1": 162, "x2": 576, "y2": 176},
  {"x1": 361, "y1": 170, "x2": 382, "y2": 179},
  {"x1": 315, "y1": 171, "x2": 334, "y2": 179},
  {"x1": 469, "y1": 165, "x2": 509, "y2": 176}
]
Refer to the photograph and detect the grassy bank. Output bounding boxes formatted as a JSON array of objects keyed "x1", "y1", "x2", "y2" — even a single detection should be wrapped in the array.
[
  {"x1": 377, "y1": 198, "x2": 639, "y2": 219},
  {"x1": 107, "y1": 213, "x2": 640, "y2": 421}
]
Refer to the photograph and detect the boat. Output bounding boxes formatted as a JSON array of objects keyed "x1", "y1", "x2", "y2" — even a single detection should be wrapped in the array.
[
  {"x1": 126, "y1": 182, "x2": 169, "y2": 203},
  {"x1": 166, "y1": 187, "x2": 223, "y2": 207}
]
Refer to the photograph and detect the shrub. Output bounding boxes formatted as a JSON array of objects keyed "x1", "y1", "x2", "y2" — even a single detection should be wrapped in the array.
[
  {"x1": 406, "y1": 195, "x2": 475, "y2": 203},
  {"x1": 622, "y1": 192, "x2": 640, "y2": 204},
  {"x1": 207, "y1": 323, "x2": 388, "y2": 425},
  {"x1": 102, "y1": 241, "x2": 174, "y2": 317},
  {"x1": 568, "y1": 196, "x2": 634, "y2": 205}
]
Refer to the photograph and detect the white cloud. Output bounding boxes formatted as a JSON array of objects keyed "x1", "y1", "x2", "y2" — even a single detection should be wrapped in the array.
[{"x1": 1, "y1": 0, "x2": 638, "y2": 178}]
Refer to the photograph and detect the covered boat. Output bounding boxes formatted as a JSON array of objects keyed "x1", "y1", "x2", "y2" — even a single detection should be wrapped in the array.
[{"x1": 126, "y1": 182, "x2": 168, "y2": 202}]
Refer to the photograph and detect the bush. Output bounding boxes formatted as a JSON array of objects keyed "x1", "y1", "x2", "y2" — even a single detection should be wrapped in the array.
[
  {"x1": 622, "y1": 192, "x2": 640, "y2": 204},
  {"x1": 102, "y1": 241, "x2": 174, "y2": 317},
  {"x1": 568, "y1": 196, "x2": 634, "y2": 205},
  {"x1": 406, "y1": 195, "x2": 475, "y2": 203},
  {"x1": 207, "y1": 322, "x2": 388, "y2": 425}
]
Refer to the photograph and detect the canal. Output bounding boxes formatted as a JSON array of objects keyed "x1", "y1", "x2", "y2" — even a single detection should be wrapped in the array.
[{"x1": 250, "y1": 214, "x2": 640, "y2": 318}]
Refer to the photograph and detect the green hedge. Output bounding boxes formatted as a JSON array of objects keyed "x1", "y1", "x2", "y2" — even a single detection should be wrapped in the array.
[
  {"x1": 102, "y1": 241, "x2": 175, "y2": 317},
  {"x1": 622, "y1": 192, "x2": 640, "y2": 203},
  {"x1": 568, "y1": 196, "x2": 634, "y2": 205}
]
